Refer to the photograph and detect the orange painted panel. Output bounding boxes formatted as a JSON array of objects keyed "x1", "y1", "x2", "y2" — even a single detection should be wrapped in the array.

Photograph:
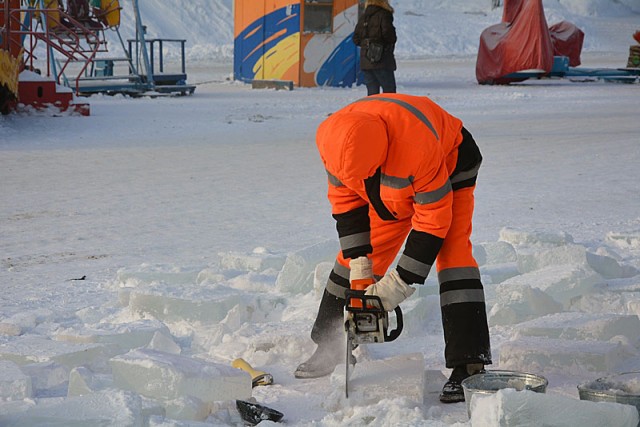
[{"x1": 235, "y1": 0, "x2": 298, "y2": 37}]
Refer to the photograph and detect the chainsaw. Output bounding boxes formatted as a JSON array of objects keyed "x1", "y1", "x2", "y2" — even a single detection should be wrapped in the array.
[{"x1": 344, "y1": 289, "x2": 403, "y2": 398}]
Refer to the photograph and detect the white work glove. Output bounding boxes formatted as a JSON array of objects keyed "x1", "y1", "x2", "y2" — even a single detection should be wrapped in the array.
[
  {"x1": 349, "y1": 256, "x2": 373, "y2": 282},
  {"x1": 365, "y1": 269, "x2": 415, "y2": 311}
]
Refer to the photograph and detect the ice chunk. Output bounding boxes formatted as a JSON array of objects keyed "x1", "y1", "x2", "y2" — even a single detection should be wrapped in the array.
[
  {"x1": 67, "y1": 366, "x2": 113, "y2": 397},
  {"x1": 488, "y1": 284, "x2": 562, "y2": 326},
  {"x1": 313, "y1": 261, "x2": 334, "y2": 298},
  {"x1": 500, "y1": 264, "x2": 601, "y2": 308},
  {"x1": 0, "y1": 323, "x2": 22, "y2": 336},
  {"x1": 209, "y1": 400, "x2": 246, "y2": 425},
  {"x1": 3, "y1": 309, "x2": 54, "y2": 332},
  {"x1": 276, "y1": 240, "x2": 339, "y2": 294},
  {"x1": 399, "y1": 295, "x2": 442, "y2": 337},
  {"x1": 191, "y1": 268, "x2": 225, "y2": 286},
  {"x1": 146, "y1": 416, "x2": 197, "y2": 426},
  {"x1": 55, "y1": 319, "x2": 170, "y2": 352},
  {"x1": 110, "y1": 348, "x2": 252, "y2": 403},
  {"x1": 325, "y1": 353, "x2": 424, "y2": 411},
  {"x1": 164, "y1": 396, "x2": 210, "y2": 421},
  {"x1": 480, "y1": 262, "x2": 521, "y2": 285},
  {"x1": 499, "y1": 336, "x2": 635, "y2": 374},
  {"x1": 141, "y1": 398, "x2": 166, "y2": 422},
  {"x1": 516, "y1": 244, "x2": 639, "y2": 280},
  {"x1": 586, "y1": 250, "x2": 638, "y2": 279},
  {"x1": 0, "y1": 360, "x2": 32, "y2": 400},
  {"x1": 0, "y1": 337, "x2": 111, "y2": 372},
  {"x1": 146, "y1": 331, "x2": 182, "y2": 355},
  {"x1": 0, "y1": 390, "x2": 144, "y2": 427},
  {"x1": 479, "y1": 241, "x2": 518, "y2": 265},
  {"x1": 499, "y1": 227, "x2": 574, "y2": 246},
  {"x1": 116, "y1": 265, "x2": 201, "y2": 286},
  {"x1": 571, "y1": 291, "x2": 640, "y2": 318},
  {"x1": 21, "y1": 361, "x2": 68, "y2": 397},
  {"x1": 148, "y1": 414, "x2": 215, "y2": 426},
  {"x1": 67, "y1": 367, "x2": 95, "y2": 397},
  {"x1": 128, "y1": 286, "x2": 244, "y2": 324},
  {"x1": 515, "y1": 312, "x2": 640, "y2": 343},
  {"x1": 216, "y1": 248, "x2": 285, "y2": 273},
  {"x1": 74, "y1": 306, "x2": 114, "y2": 324},
  {"x1": 517, "y1": 244, "x2": 590, "y2": 273},
  {"x1": 470, "y1": 387, "x2": 639, "y2": 427}
]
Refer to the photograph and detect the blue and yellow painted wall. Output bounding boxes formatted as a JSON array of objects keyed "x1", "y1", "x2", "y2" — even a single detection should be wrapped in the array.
[{"x1": 234, "y1": 0, "x2": 361, "y2": 87}]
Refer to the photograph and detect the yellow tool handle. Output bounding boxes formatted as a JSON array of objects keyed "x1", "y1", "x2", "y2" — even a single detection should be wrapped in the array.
[
  {"x1": 231, "y1": 358, "x2": 273, "y2": 387},
  {"x1": 232, "y1": 358, "x2": 262, "y2": 377}
]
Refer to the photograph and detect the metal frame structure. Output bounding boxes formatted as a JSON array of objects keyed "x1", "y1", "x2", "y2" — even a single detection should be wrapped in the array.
[
  {"x1": 501, "y1": 55, "x2": 640, "y2": 84},
  {"x1": 77, "y1": 0, "x2": 195, "y2": 96},
  {"x1": 11, "y1": 0, "x2": 110, "y2": 92},
  {"x1": 6, "y1": 0, "x2": 194, "y2": 97}
]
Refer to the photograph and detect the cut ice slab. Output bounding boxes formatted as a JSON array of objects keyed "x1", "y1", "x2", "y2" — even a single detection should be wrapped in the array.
[
  {"x1": 470, "y1": 387, "x2": 639, "y2": 427},
  {"x1": 127, "y1": 287, "x2": 285, "y2": 326},
  {"x1": 124, "y1": 282, "x2": 246, "y2": 324},
  {"x1": 54, "y1": 319, "x2": 171, "y2": 352},
  {"x1": 217, "y1": 249, "x2": 286, "y2": 273},
  {"x1": 110, "y1": 348, "x2": 252, "y2": 403},
  {"x1": 67, "y1": 366, "x2": 113, "y2": 397},
  {"x1": 516, "y1": 243, "x2": 638, "y2": 279},
  {"x1": 514, "y1": 312, "x2": 640, "y2": 343},
  {"x1": 276, "y1": 240, "x2": 339, "y2": 294},
  {"x1": 0, "y1": 360, "x2": 32, "y2": 400},
  {"x1": 499, "y1": 264, "x2": 601, "y2": 308},
  {"x1": 499, "y1": 336, "x2": 636, "y2": 374},
  {"x1": 0, "y1": 337, "x2": 112, "y2": 372},
  {"x1": 0, "y1": 390, "x2": 144, "y2": 427},
  {"x1": 327, "y1": 353, "x2": 424, "y2": 409}
]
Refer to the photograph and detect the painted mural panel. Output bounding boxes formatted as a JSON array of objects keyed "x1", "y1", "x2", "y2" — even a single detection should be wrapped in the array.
[
  {"x1": 260, "y1": 2, "x2": 300, "y2": 82},
  {"x1": 233, "y1": 0, "x2": 360, "y2": 87},
  {"x1": 234, "y1": 0, "x2": 300, "y2": 83},
  {"x1": 300, "y1": 1, "x2": 358, "y2": 87}
]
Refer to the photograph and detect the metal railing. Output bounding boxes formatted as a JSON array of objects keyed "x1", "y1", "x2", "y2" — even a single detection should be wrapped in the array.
[{"x1": 6, "y1": 3, "x2": 109, "y2": 93}]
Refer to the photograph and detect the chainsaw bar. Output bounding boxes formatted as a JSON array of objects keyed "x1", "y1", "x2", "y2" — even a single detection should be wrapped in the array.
[{"x1": 345, "y1": 328, "x2": 354, "y2": 398}]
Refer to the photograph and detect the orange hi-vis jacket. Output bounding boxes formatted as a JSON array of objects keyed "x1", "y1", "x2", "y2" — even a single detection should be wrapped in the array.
[{"x1": 316, "y1": 94, "x2": 482, "y2": 285}]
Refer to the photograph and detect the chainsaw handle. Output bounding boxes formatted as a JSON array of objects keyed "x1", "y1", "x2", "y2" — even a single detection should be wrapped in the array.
[
  {"x1": 384, "y1": 306, "x2": 403, "y2": 342},
  {"x1": 345, "y1": 290, "x2": 404, "y2": 342}
]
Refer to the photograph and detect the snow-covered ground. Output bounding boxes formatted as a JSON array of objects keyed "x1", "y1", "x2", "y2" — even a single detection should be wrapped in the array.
[{"x1": 1, "y1": 0, "x2": 640, "y2": 425}]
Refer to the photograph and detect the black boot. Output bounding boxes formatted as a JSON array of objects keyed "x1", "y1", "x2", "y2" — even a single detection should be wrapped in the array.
[{"x1": 439, "y1": 363, "x2": 485, "y2": 403}]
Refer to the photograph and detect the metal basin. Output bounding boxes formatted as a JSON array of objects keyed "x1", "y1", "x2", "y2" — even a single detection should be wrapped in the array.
[
  {"x1": 461, "y1": 370, "x2": 548, "y2": 417},
  {"x1": 578, "y1": 372, "x2": 640, "y2": 426}
]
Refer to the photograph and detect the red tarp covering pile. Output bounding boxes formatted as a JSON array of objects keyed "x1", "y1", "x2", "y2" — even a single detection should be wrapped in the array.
[
  {"x1": 476, "y1": 0, "x2": 583, "y2": 84},
  {"x1": 549, "y1": 21, "x2": 584, "y2": 67}
]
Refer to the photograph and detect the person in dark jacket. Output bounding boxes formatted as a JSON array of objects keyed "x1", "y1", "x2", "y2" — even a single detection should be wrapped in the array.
[{"x1": 353, "y1": 0, "x2": 397, "y2": 96}]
